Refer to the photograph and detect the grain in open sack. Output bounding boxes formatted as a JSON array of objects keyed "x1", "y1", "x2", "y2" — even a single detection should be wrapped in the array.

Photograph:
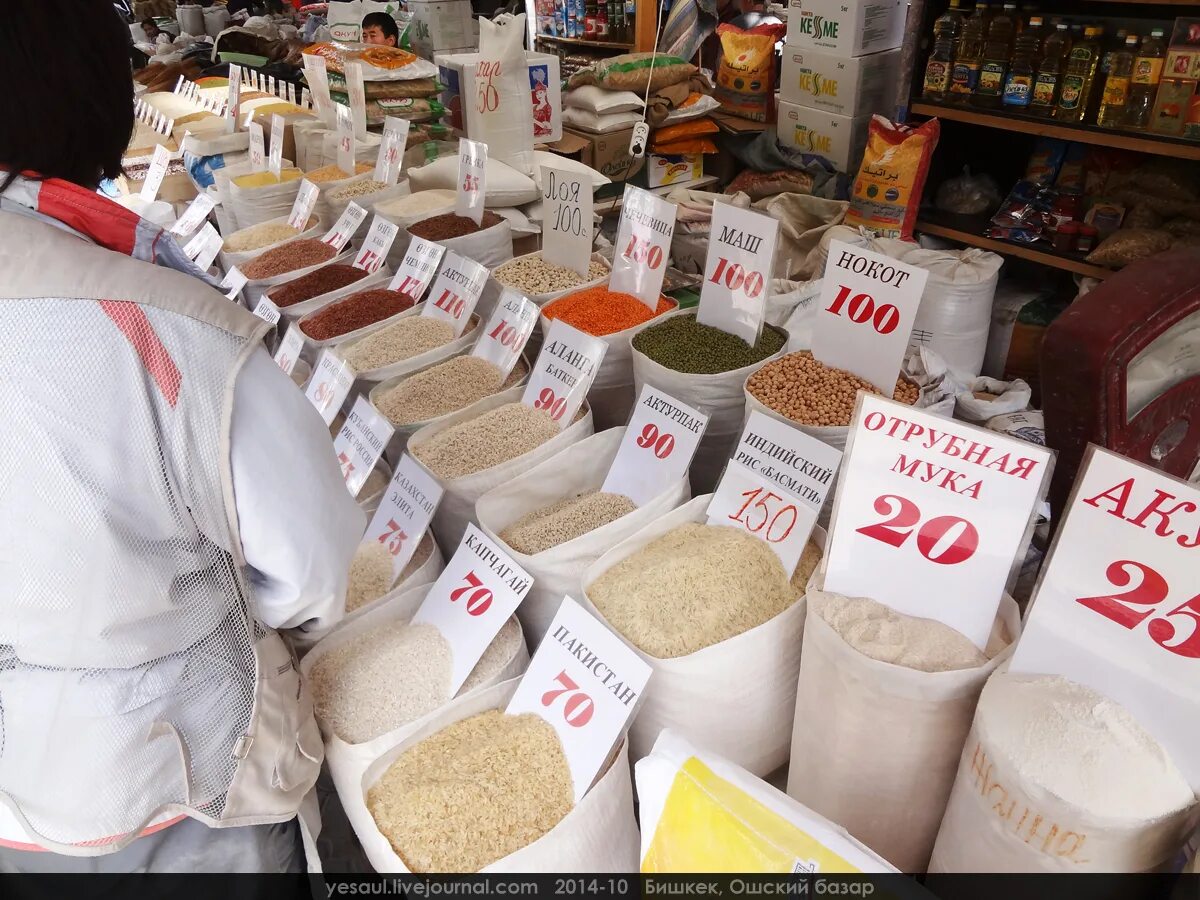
[
  {"x1": 374, "y1": 355, "x2": 528, "y2": 427},
  {"x1": 747, "y1": 351, "x2": 920, "y2": 427},
  {"x1": 346, "y1": 535, "x2": 436, "y2": 613},
  {"x1": 301, "y1": 290, "x2": 417, "y2": 341},
  {"x1": 493, "y1": 255, "x2": 609, "y2": 297},
  {"x1": 342, "y1": 316, "x2": 457, "y2": 373},
  {"x1": 223, "y1": 217, "x2": 318, "y2": 253},
  {"x1": 241, "y1": 238, "x2": 336, "y2": 279},
  {"x1": 411, "y1": 402, "x2": 568, "y2": 480},
  {"x1": 500, "y1": 492, "x2": 637, "y2": 556}
]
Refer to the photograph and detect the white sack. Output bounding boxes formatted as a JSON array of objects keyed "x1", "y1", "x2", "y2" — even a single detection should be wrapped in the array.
[{"x1": 955, "y1": 377, "x2": 1031, "y2": 423}]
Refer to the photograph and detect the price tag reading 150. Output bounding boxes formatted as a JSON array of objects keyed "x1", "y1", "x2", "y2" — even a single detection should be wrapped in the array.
[
  {"x1": 1009, "y1": 446, "x2": 1200, "y2": 790},
  {"x1": 506, "y1": 596, "x2": 652, "y2": 802},
  {"x1": 471, "y1": 289, "x2": 538, "y2": 379},
  {"x1": 608, "y1": 185, "x2": 676, "y2": 312}
]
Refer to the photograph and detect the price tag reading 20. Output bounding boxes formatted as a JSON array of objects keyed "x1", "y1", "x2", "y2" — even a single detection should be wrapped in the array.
[
  {"x1": 471, "y1": 289, "x2": 539, "y2": 379},
  {"x1": 362, "y1": 452, "x2": 445, "y2": 582},
  {"x1": 824, "y1": 394, "x2": 1053, "y2": 649},
  {"x1": 602, "y1": 385, "x2": 708, "y2": 506},
  {"x1": 411, "y1": 523, "x2": 532, "y2": 694},
  {"x1": 1009, "y1": 447, "x2": 1200, "y2": 789},
  {"x1": 506, "y1": 596, "x2": 652, "y2": 801},
  {"x1": 608, "y1": 185, "x2": 676, "y2": 311},
  {"x1": 521, "y1": 318, "x2": 607, "y2": 430},
  {"x1": 696, "y1": 203, "x2": 780, "y2": 346}
]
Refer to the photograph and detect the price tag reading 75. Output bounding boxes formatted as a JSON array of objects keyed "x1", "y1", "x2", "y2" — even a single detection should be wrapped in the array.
[
  {"x1": 471, "y1": 289, "x2": 538, "y2": 379},
  {"x1": 363, "y1": 453, "x2": 444, "y2": 582}
]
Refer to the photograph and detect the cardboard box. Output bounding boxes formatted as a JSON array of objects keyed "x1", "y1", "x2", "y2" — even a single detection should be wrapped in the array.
[
  {"x1": 785, "y1": 0, "x2": 905, "y2": 57},
  {"x1": 437, "y1": 51, "x2": 562, "y2": 143},
  {"x1": 561, "y1": 125, "x2": 645, "y2": 181},
  {"x1": 780, "y1": 44, "x2": 900, "y2": 117},
  {"x1": 408, "y1": 0, "x2": 475, "y2": 59},
  {"x1": 776, "y1": 100, "x2": 870, "y2": 172},
  {"x1": 647, "y1": 153, "x2": 704, "y2": 188}
]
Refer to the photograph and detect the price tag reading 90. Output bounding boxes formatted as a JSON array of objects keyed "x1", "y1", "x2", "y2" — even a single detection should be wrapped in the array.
[
  {"x1": 602, "y1": 385, "x2": 709, "y2": 507},
  {"x1": 471, "y1": 289, "x2": 538, "y2": 379},
  {"x1": 521, "y1": 319, "x2": 607, "y2": 430}
]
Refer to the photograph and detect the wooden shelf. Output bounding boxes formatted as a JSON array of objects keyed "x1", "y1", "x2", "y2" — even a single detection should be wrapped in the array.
[
  {"x1": 910, "y1": 101, "x2": 1200, "y2": 161},
  {"x1": 535, "y1": 34, "x2": 634, "y2": 50},
  {"x1": 916, "y1": 211, "x2": 1117, "y2": 280}
]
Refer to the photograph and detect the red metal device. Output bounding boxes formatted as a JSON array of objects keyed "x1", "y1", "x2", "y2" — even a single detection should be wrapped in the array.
[{"x1": 1042, "y1": 248, "x2": 1200, "y2": 520}]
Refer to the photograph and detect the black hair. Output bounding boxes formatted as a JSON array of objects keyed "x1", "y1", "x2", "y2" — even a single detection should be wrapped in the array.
[
  {"x1": 361, "y1": 11, "x2": 400, "y2": 42},
  {"x1": 141, "y1": 17, "x2": 157, "y2": 27},
  {"x1": 0, "y1": 1, "x2": 134, "y2": 192}
]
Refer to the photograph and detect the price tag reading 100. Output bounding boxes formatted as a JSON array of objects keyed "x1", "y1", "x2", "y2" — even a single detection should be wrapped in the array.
[{"x1": 471, "y1": 290, "x2": 539, "y2": 379}]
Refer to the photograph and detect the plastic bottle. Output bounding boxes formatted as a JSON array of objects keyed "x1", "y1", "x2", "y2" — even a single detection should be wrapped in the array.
[
  {"x1": 1098, "y1": 34, "x2": 1138, "y2": 127},
  {"x1": 948, "y1": 3, "x2": 989, "y2": 103},
  {"x1": 1030, "y1": 22, "x2": 1069, "y2": 116},
  {"x1": 974, "y1": 2, "x2": 1017, "y2": 108},
  {"x1": 1056, "y1": 25, "x2": 1103, "y2": 122},
  {"x1": 1002, "y1": 16, "x2": 1043, "y2": 109},
  {"x1": 922, "y1": 0, "x2": 965, "y2": 100},
  {"x1": 1125, "y1": 29, "x2": 1167, "y2": 129}
]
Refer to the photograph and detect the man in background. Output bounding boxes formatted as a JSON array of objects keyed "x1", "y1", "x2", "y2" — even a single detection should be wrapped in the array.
[{"x1": 361, "y1": 11, "x2": 399, "y2": 47}]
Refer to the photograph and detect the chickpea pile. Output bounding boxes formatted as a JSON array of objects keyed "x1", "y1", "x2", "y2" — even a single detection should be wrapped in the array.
[{"x1": 747, "y1": 351, "x2": 919, "y2": 427}]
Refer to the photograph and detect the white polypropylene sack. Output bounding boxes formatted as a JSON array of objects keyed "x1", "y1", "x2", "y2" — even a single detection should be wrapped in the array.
[
  {"x1": 787, "y1": 580, "x2": 1021, "y2": 873},
  {"x1": 929, "y1": 672, "x2": 1200, "y2": 873},
  {"x1": 300, "y1": 582, "x2": 527, "y2": 807},
  {"x1": 629, "y1": 309, "x2": 788, "y2": 494},
  {"x1": 408, "y1": 393, "x2": 595, "y2": 554},
  {"x1": 203, "y1": 4, "x2": 231, "y2": 37},
  {"x1": 177, "y1": 4, "x2": 204, "y2": 36},
  {"x1": 471, "y1": 14, "x2": 535, "y2": 177},
  {"x1": 347, "y1": 312, "x2": 483, "y2": 394},
  {"x1": 230, "y1": 173, "x2": 304, "y2": 230},
  {"x1": 219, "y1": 214, "x2": 323, "y2": 271},
  {"x1": 581, "y1": 496, "x2": 816, "y2": 777},
  {"x1": 338, "y1": 532, "x2": 445, "y2": 631},
  {"x1": 954, "y1": 377, "x2": 1031, "y2": 423},
  {"x1": 272, "y1": 267, "x2": 392, "y2": 323},
  {"x1": 476, "y1": 428, "x2": 691, "y2": 646},
  {"x1": 243, "y1": 248, "x2": 355, "y2": 307},
  {"x1": 343, "y1": 677, "x2": 640, "y2": 873},
  {"x1": 390, "y1": 218, "x2": 513, "y2": 276},
  {"x1": 407, "y1": 155, "x2": 539, "y2": 207},
  {"x1": 768, "y1": 278, "x2": 823, "y2": 351}
]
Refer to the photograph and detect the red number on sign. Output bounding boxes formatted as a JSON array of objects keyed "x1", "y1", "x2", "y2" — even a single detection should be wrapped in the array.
[
  {"x1": 623, "y1": 235, "x2": 664, "y2": 270},
  {"x1": 857, "y1": 494, "x2": 979, "y2": 564},
  {"x1": 276, "y1": 353, "x2": 293, "y2": 372},
  {"x1": 730, "y1": 488, "x2": 798, "y2": 544},
  {"x1": 323, "y1": 231, "x2": 345, "y2": 248},
  {"x1": 488, "y1": 318, "x2": 522, "y2": 347},
  {"x1": 1076, "y1": 560, "x2": 1169, "y2": 629},
  {"x1": 825, "y1": 284, "x2": 901, "y2": 335},
  {"x1": 635, "y1": 423, "x2": 675, "y2": 459},
  {"x1": 540, "y1": 670, "x2": 595, "y2": 727},
  {"x1": 534, "y1": 387, "x2": 567, "y2": 421},
  {"x1": 377, "y1": 519, "x2": 409, "y2": 557},
  {"x1": 476, "y1": 79, "x2": 499, "y2": 114},
  {"x1": 463, "y1": 173, "x2": 480, "y2": 192},
  {"x1": 314, "y1": 382, "x2": 333, "y2": 404},
  {"x1": 1148, "y1": 593, "x2": 1200, "y2": 658},
  {"x1": 356, "y1": 249, "x2": 380, "y2": 272},
  {"x1": 709, "y1": 257, "x2": 765, "y2": 299},
  {"x1": 433, "y1": 289, "x2": 466, "y2": 319},
  {"x1": 857, "y1": 494, "x2": 919, "y2": 547},
  {"x1": 393, "y1": 275, "x2": 421, "y2": 297},
  {"x1": 336, "y1": 451, "x2": 355, "y2": 481},
  {"x1": 448, "y1": 570, "x2": 492, "y2": 616}
]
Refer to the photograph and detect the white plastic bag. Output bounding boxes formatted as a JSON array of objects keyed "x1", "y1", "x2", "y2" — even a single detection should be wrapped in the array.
[
  {"x1": 768, "y1": 278, "x2": 823, "y2": 351},
  {"x1": 955, "y1": 377, "x2": 1031, "y2": 423},
  {"x1": 471, "y1": 14, "x2": 535, "y2": 177},
  {"x1": 476, "y1": 428, "x2": 691, "y2": 646}
]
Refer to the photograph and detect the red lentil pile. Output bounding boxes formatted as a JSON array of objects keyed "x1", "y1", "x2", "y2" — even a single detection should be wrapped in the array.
[
  {"x1": 241, "y1": 239, "x2": 336, "y2": 279},
  {"x1": 269, "y1": 264, "x2": 370, "y2": 308},
  {"x1": 301, "y1": 289, "x2": 417, "y2": 341},
  {"x1": 542, "y1": 287, "x2": 674, "y2": 336}
]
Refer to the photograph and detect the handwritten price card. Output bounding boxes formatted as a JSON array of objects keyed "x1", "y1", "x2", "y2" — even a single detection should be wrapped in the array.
[{"x1": 541, "y1": 165, "x2": 593, "y2": 277}]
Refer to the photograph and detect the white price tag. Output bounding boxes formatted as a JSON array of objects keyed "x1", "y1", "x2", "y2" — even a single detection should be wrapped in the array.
[
  {"x1": 813, "y1": 241, "x2": 929, "y2": 395},
  {"x1": 352, "y1": 216, "x2": 399, "y2": 274},
  {"x1": 521, "y1": 319, "x2": 607, "y2": 430},
  {"x1": 388, "y1": 237, "x2": 445, "y2": 300},
  {"x1": 268, "y1": 75, "x2": 278, "y2": 96},
  {"x1": 707, "y1": 461, "x2": 817, "y2": 577},
  {"x1": 1009, "y1": 447, "x2": 1200, "y2": 789},
  {"x1": 412, "y1": 523, "x2": 533, "y2": 694},
  {"x1": 273, "y1": 323, "x2": 305, "y2": 376},
  {"x1": 139, "y1": 144, "x2": 171, "y2": 202},
  {"x1": 420, "y1": 251, "x2": 488, "y2": 338},
  {"x1": 609, "y1": 186, "x2": 676, "y2": 311},
  {"x1": 363, "y1": 453, "x2": 445, "y2": 581},
  {"x1": 169, "y1": 194, "x2": 215, "y2": 237},
  {"x1": 302, "y1": 52, "x2": 334, "y2": 126},
  {"x1": 304, "y1": 350, "x2": 354, "y2": 425},
  {"x1": 322, "y1": 201, "x2": 368, "y2": 252},
  {"x1": 602, "y1": 385, "x2": 708, "y2": 506},
  {"x1": 728, "y1": 410, "x2": 843, "y2": 512},
  {"x1": 155, "y1": 111, "x2": 167, "y2": 134},
  {"x1": 456, "y1": 138, "x2": 488, "y2": 226},
  {"x1": 506, "y1": 596, "x2": 652, "y2": 801},
  {"x1": 541, "y1": 165, "x2": 593, "y2": 278},
  {"x1": 220, "y1": 266, "x2": 248, "y2": 301},
  {"x1": 252, "y1": 297, "x2": 281, "y2": 326},
  {"x1": 824, "y1": 394, "x2": 1053, "y2": 649},
  {"x1": 346, "y1": 62, "x2": 368, "y2": 139},
  {"x1": 269, "y1": 114, "x2": 285, "y2": 179},
  {"x1": 335, "y1": 103, "x2": 355, "y2": 176},
  {"x1": 288, "y1": 179, "x2": 319, "y2": 231},
  {"x1": 225, "y1": 66, "x2": 242, "y2": 132},
  {"x1": 285, "y1": 81, "x2": 296, "y2": 105},
  {"x1": 183, "y1": 223, "x2": 222, "y2": 272},
  {"x1": 471, "y1": 289, "x2": 538, "y2": 379},
  {"x1": 374, "y1": 116, "x2": 411, "y2": 186},
  {"x1": 174, "y1": 75, "x2": 186, "y2": 94},
  {"x1": 696, "y1": 203, "x2": 779, "y2": 346},
  {"x1": 333, "y1": 396, "x2": 396, "y2": 497},
  {"x1": 248, "y1": 122, "x2": 267, "y2": 173}
]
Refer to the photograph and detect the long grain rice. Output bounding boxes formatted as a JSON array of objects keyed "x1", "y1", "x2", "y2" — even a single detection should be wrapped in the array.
[
  {"x1": 500, "y1": 491, "x2": 636, "y2": 555},
  {"x1": 343, "y1": 317, "x2": 456, "y2": 373},
  {"x1": 412, "y1": 402, "x2": 562, "y2": 480}
]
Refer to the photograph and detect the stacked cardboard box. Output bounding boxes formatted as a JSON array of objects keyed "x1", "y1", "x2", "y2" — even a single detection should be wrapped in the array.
[{"x1": 776, "y1": 0, "x2": 905, "y2": 171}]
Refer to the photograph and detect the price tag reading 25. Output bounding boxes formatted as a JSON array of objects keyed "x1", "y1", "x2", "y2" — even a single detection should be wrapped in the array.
[
  {"x1": 471, "y1": 289, "x2": 538, "y2": 379},
  {"x1": 521, "y1": 318, "x2": 607, "y2": 430},
  {"x1": 609, "y1": 185, "x2": 676, "y2": 311},
  {"x1": 602, "y1": 385, "x2": 708, "y2": 506},
  {"x1": 824, "y1": 394, "x2": 1053, "y2": 649},
  {"x1": 411, "y1": 523, "x2": 532, "y2": 694},
  {"x1": 506, "y1": 596, "x2": 652, "y2": 801}
]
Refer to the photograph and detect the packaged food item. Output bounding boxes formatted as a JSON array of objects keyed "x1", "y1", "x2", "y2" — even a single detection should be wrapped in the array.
[
  {"x1": 714, "y1": 23, "x2": 787, "y2": 122},
  {"x1": 724, "y1": 169, "x2": 815, "y2": 200},
  {"x1": 844, "y1": 116, "x2": 940, "y2": 241},
  {"x1": 568, "y1": 53, "x2": 697, "y2": 92},
  {"x1": 1084, "y1": 228, "x2": 1174, "y2": 267},
  {"x1": 1023, "y1": 138, "x2": 1068, "y2": 186},
  {"x1": 652, "y1": 118, "x2": 719, "y2": 144},
  {"x1": 650, "y1": 138, "x2": 719, "y2": 154}
]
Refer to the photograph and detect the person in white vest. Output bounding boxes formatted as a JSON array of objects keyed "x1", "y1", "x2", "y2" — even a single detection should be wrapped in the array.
[{"x1": 0, "y1": 0, "x2": 362, "y2": 872}]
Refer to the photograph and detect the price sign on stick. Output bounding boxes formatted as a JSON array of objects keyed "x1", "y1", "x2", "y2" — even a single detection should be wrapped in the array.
[
  {"x1": 248, "y1": 122, "x2": 267, "y2": 172},
  {"x1": 273, "y1": 323, "x2": 305, "y2": 376},
  {"x1": 812, "y1": 241, "x2": 929, "y2": 395},
  {"x1": 288, "y1": 179, "x2": 319, "y2": 230},
  {"x1": 728, "y1": 410, "x2": 843, "y2": 512},
  {"x1": 353, "y1": 216, "x2": 399, "y2": 274},
  {"x1": 609, "y1": 185, "x2": 676, "y2": 311},
  {"x1": 252, "y1": 297, "x2": 281, "y2": 326},
  {"x1": 304, "y1": 350, "x2": 354, "y2": 425},
  {"x1": 183, "y1": 223, "x2": 223, "y2": 273},
  {"x1": 521, "y1": 319, "x2": 607, "y2": 430},
  {"x1": 374, "y1": 116, "x2": 411, "y2": 185},
  {"x1": 220, "y1": 266, "x2": 248, "y2": 301},
  {"x1": 363, "y1": 453, "x2": 445, "y2": 581},
  {"x1": 421, "y1": 251, "x2": 488, "y2": 337},
  {"x1": 302, "y1": 52, "x2": 334, "y2": 126},
  {"x1": 507, "y1": 596, "x2": 652, "y2": 801},
  {"x1": 169, "y1": 194, "x2": 215, "y2": 237},
  {"x1": 456, "y1": 138, "x2": 488, "y2": 226},
  {"x1": 285, "y1": 81, "x2": 296, "y2": 105},
  {"x1": 824, "y1": 395, "x2": 1053, "y2": 649},
  {"x1": 225, "y1": 66, "x2": 242, "y2": 132},
  {"x1": 269, "y1": 114, "x2": 285, "y2": 179},
  {"x1": 1010, "y1": 447, "x2": 1200, "y2": 789},
  {"x1": 333, "y1": 396, "x2": 396, "y2": 497},
  {"x1": 140, "y1": 144, "x2": 171, "y2": 202},
  {"x1": 412, "y1": 523, "x2": 533, "y2": 694},
  {"x1": 389, "y1": 237, "x2": 445, "y2": 300},
  {"x1": 322, "y1": 201, "x2": 368, "y2": 252},
  {"x1": 346, "y1": 62, "x2": 368, "y2": 139},
  {"x1": 696, "y1": 203, "x2": 780, "y2": 346},
  {"x1": 335, "y1": 102, "x2": 356, "y2": 176},
  {"x1": 541, "y1": 165, "x2": 593, "y2": 278},
  {"x1": 602, "y1": 385, "x2": 708, "y2": 506},
  {"x1": 471, "y1": 289, "x2": 539, "y2": 379}
]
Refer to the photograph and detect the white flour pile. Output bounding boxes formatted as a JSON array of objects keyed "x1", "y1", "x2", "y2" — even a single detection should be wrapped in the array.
[{"x1": 981, "y1": 673, "x2": 1195, "y2": 820}]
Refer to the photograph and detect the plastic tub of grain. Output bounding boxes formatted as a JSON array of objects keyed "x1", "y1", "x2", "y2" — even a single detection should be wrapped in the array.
[
  {"x1": 301, "y1": 580, "x2": 527, "y2": 807},
  {"x1": 341, "y1": 531, "x2": 444, "y2": 626},
  {"x1": 629, "y1": 309, "x2": 789, "y2": 494},
  {"x1": 266, "y1": 265, "x2": 391, "y2": 322},
  {"x1": 370, "y1": 353, "x2": 530, "y2": 465},
  {"x1": 581, "y1": 495, "x2": 821, "y2": 777},
  {"x1": 407, "y1": 393, "x2": 594, "y2": 554},
  {"x1": 786, "y1": 577, "x2": 1020, "y2": 873},
  {"x1": 339, "y1": 311, "x2": 483, "y2": 390},
  {"x1": 240, "y1": 239, "x2": 354, "y2": 306},
  {"x1": 477, "y1": 427, "x2": 691, "y2": 646},
  {"x1": 219, "y1": 214, "x2": 322, "y2": 270},
  {"x1": 342, "y1": 677, "x2": 639, "y2": 873},
  {"x1": 297, "y1": 286, "x2": 421, "y2": 361}
]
